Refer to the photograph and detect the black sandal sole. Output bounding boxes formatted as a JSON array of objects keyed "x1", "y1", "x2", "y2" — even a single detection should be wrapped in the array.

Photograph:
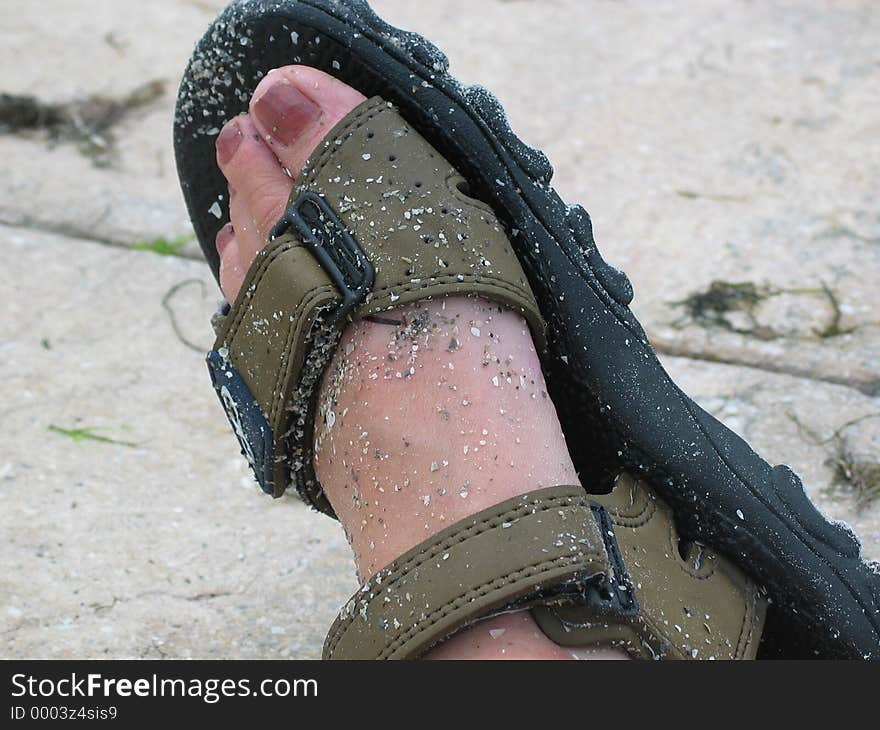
[{"x1": 174, "y1": 0, "x2": 880, "y2": 658}]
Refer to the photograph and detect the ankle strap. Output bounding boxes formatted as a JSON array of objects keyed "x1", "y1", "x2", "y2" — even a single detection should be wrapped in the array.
[{"x1": 323, "y1": 486, "x2": 635, "y2": 660}]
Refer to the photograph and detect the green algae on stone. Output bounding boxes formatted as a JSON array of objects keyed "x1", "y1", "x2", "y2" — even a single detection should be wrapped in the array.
[
  {"x1": 790, "y1": 413, "x2": 880, "y2": 508},
  {"x1": 673, "y1": 280, "x2": 856, "y2": 341},
  {"x1": 133, "y1": 233, "x2": 194, "y2": 257},
  {"x1": 675, "y1": 190, "x2": 749, "y2": 203},
  {"x1": 48, "y1": 424, "x2": 137, "y2": 448},
  {"x1": 832, "y1": 451, "x2": 880, "y2": 508}
]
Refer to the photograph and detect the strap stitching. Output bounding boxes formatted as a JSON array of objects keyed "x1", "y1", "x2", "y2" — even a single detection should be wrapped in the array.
[
  {"x1": 325, "y1": 492, "x2": 603, "y2": 656},
  {"x1": 378, "y1": 554, "x2": 600, "y2": 660},
  {"x1": 608, "y1": 494, "x2": 656, "y2": 527},
  {"x1": 369, "y1": 494, "x2": 596, "y2": 594},
  {"x1": 222, "y1": 241, "x2": 336, "y2": 427},
  {"x1": 268, "y1": 283, "x2": 338, "y2": 426},
  {"x1": 368, "y1": 273, "x2": 534, "y2": 311},
  {"x1": 224, "y1": 242, "x2": 291, "y2": 342},
  {"x1": 734, "y1": 584, "x2": 758, "y2": 659},
  {"x1": 302, "y1": 97, "x2": 389, "y2": 186},
  {"x1": 326, "y1": 494, "x2": 600, "y2": 657}
]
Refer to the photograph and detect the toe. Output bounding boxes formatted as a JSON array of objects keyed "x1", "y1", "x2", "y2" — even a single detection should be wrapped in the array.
[
  {"x1": 249, "y1": 65, "x2": 366, "y2": 180},
  {"x1": 215, "y1": 114, "x2": 293, "y2": 248},
  {"x1": 215, "y1": 220, "x2": 235, "y2": 258},
  {"x1": 213, "y1": 66, "x2": 367, "y2": 303},
  {"x1": 217, "y1": 223, "x2": 247, "y2": 302},
  {"x1": 227, "y1": 182, "x2": 273, "y2": 279}
]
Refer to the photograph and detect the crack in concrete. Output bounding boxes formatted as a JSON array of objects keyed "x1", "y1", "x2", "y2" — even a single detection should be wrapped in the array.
[
  {"x1": 0, "y1": 218, "x2": 202, "y2": 260},
  {"x1": 1, "y1": 590, "x2": 241, "y2": 637},
  {"x1": 89, "y1": 589, "x2": 237, "y2": 614},
  {"x1": 654, "y1": 343, "x2": 880, "y2": 398},
  {"x1": 1, "y1": 622, "x2": 28, "y2": 636}
]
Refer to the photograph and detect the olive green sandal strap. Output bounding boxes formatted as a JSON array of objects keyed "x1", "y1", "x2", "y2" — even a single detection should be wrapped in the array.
[
  {"x1": 323, "y1": 486, "x2": 632, "y2": 660},
  {"x1": 208, "y1": 96, "x2": 544, "y2": 513},
  {"x1": 532, "y1": 474, "x2": 768, "y2": 660},
  {"x1": 286, "y1": 96, "x2": 543, "y2": 328}
]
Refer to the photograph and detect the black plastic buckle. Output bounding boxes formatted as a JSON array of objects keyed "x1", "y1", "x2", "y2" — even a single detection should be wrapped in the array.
[
  {"x1": 585, "y1": 503, "x2": 639, "y2": 617},
  {"x1": 270, "y1": 191, "x2": 375, "y2": 326}
]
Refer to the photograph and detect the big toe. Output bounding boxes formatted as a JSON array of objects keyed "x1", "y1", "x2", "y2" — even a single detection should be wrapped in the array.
[
  {"x1": 214, "y1": 65, "x2": 366, "y2": 302},
  {"x1": 249, "y1": 65, "x2": 367, "y2": 181}
]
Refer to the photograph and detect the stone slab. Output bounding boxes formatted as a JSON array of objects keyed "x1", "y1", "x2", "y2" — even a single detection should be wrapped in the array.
[
  {"x1": 1, "y1": 0, "x2": 878, "y2": 658},
  {"x1": 0, "y1": 226, "x2": 357, "y2": 659}
]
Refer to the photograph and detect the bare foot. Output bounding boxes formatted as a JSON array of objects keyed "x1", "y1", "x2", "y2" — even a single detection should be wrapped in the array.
[
  {"x1": 214, "y1": 66, "x2": 628, "y2": 661},
  {"x1": 215, "y1": 66, "x2": 366, "y2": 298}
]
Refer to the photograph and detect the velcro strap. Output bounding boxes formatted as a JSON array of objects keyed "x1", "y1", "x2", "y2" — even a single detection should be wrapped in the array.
[
  {"x1": 323, "y1": 486, "x2": 622, "y2": 660},
  {"x1": 207, "y1": 237, "x2": 341, "y2": 510}
]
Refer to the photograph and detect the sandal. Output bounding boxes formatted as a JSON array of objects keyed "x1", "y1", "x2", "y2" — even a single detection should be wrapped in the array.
[
  {"x1": 197, "y1": 92, "x2": 764, "y2": 659},
  {"x1": 174, "y1": 0, "x2": 877, "y2": 658}
]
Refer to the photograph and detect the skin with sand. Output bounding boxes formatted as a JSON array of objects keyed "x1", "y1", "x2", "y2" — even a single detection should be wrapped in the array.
[{"x1": 214, "y1": 65, "x2": 628, "y2": 660}]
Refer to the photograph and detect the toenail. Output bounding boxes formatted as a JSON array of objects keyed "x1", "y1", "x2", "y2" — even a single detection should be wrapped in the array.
[
  {"x1": 216, "y1": 120, "x2": 243, "y2": 165},
  {"x1": 215, "y1": 222, "x2": 235, "y2": 256},
  {"x1": 252, "y1": 78, "x2": 320, "y2": 146}
]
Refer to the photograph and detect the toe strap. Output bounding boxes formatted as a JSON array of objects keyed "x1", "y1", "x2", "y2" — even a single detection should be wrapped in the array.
[{"x1": 323, "y1": 485, "x2": 635, "y2": 660}]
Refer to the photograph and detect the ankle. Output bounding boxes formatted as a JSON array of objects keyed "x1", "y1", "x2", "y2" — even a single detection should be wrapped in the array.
[{"x1": 313, "y1": 296, "x2": 579, "y2": 580}]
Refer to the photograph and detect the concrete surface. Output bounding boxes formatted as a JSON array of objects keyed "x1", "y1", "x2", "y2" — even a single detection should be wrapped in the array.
[{"x1": 1, "y1": 0, "x2": 877, "y2": 658}]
